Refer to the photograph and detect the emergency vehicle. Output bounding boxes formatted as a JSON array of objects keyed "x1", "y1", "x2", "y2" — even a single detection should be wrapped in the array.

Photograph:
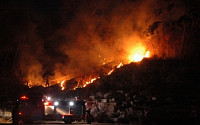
[
  {"x1": 12, "y1": 95, "x2": 91, "y2": 124},
  {"x1": 12, "y1": 95, "x2": 44, "y2": 124}
]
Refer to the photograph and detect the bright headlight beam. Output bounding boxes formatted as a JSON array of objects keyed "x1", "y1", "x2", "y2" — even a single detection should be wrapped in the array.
[
  {"x1": 47, "y1": 97, "x2": 51, "y2": 101},
  {"x1": 54, "y1": 101, "x2": 59, "y2": 106},
  {"x1": 69, "y1": 101, "x2": 74, "y2": 106}
]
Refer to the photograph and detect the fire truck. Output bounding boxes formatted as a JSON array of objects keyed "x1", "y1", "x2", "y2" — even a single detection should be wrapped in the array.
[
  {"x1": 12, "y1": 95, "x2": 91, "y2": 124},
  {"x1": 12, "y1": 95, "x2": 44, "y2": 124}
]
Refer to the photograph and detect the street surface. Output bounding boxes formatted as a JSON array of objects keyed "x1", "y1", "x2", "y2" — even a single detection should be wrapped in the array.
[{"x1": 0, "y1": 120, "x2": 140, "y2": 125}]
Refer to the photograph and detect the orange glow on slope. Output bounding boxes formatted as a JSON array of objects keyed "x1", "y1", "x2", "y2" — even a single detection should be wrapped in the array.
[
  {"x1": 144, "y1": 51, "x2": 150, "y2": 58},
  {"x1": 80, "y1": 62, "x2": 125, "y2": 89},
  {"x1": 117, "y1": 62, "x2": 123, "y2": 68},
  {"x1": 83, "y1": 77, "x2": 100, "y2": 88},
  {"x1": 60, "y1": 80, "x2": 65, "y2": 90},
  {"x1": 107, "y1": 69, "x2": 114, "y2": 75},
  {"x1": 72, "y1": 49, "x2": 151, "y2": 90},
  {"x1": 127, "y1": 46, "x2": 150, "y2": 63},
  {"x1": 24, "y1": 37, "x2": 151, "y2": 91}
]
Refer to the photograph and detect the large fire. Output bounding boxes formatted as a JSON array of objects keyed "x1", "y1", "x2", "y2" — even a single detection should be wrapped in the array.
[
  {"x1": 78, "y1": 45, "x2": 150, "y2": 89},
  {"x1": 128, "y1": 50, "x2": 150, "y2": 62},
  {"x1": 127, "y1": 45, "x2": 150, "y2": 63},
  {"x1": 17, "y1": 0, "x2": 190, "y2": 92},
  {"x1": 24, "y1": 44, "x2": 151, "y2": 90}
]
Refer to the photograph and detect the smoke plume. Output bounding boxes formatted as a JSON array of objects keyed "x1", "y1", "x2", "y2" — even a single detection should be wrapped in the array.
[{"x1": 13, "y1": 0, "x2": 191, "y2": 86}]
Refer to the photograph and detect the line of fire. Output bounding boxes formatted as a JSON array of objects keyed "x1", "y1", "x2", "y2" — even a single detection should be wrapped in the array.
[{"x1": 27, "y1": 47, "x2": 150, "y2": 90}]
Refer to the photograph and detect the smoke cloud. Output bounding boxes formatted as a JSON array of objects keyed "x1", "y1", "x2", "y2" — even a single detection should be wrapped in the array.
[{"x1": 12, "y1": 0, "x2": 189, "y2": 86}]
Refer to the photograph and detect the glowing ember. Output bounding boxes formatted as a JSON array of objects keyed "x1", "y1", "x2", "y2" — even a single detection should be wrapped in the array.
[
  {"x1": 83, "y1": 77, "x2": 100, "y2": 87},
  {"x1": 107, "y1": 69, "x2": 114, "y2": 75},
  {"x1": 117, "y1": 62, "x2": 123, "y2": 68},
  {"x1": 25, "y1": 82, "x2": 32, "y2": 88},
  {"x1": 60, "y1": 80, "x2": 65, "y2": 90},
  {"x1": 144, "y1": 51, "x2": 150, "y2": 58}
]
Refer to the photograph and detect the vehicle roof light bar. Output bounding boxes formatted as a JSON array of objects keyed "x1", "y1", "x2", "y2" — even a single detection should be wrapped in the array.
[{"x1": 20, "y1": 96, "x2": 29, "y2": 100}]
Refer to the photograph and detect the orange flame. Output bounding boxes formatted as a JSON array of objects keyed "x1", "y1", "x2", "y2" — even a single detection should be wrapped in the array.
[
  {"x1": 117, "y1": 62, "x2": 123, "y2": 68},
  {"x1": 83, "y1": 77, "x2": 100, "y2": 88},
  {"x1": 60, "y1": 80, "x2": 65, "y2": 90},
  {"x1": 127, "y1": 47, "x2": 150, "y2": 63},
  {"x1": 144, "y1": 51, "x2": 150, "y2": 58},
  {"x1": 25, "y1": 39, "x2": 151, "y2": 91},
  {"x1": 107, "y1": 69, "x2": 114, "y2": 75},
  {"x1": 72, "y1": 48, "x2": 150, "y2": 90}
]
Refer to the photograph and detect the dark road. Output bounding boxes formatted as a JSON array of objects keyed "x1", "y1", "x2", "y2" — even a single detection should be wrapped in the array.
[{"x1": 0, "y1": 120, "x2": 139, "y2": 125}]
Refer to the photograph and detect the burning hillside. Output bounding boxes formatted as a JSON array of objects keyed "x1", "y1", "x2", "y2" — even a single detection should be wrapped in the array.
[
  {"x1": 70, "y1": 48, "x2": 150, "y2": 90},
  {"x1": 0, "y1": 0, "x2": 198, "y2": 89},
  {"x1": 20, "y1": 0, "x2": 155, "y2": 88}
]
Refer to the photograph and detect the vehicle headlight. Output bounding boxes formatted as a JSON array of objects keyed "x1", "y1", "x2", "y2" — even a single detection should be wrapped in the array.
[
  {"x1": 54, "y1": 101, "x2": 59, "y2": 106},
  {"x1": 47, "y1": 97, "x2": 51, "y2": 101},
  {"x1": 69, "y1": 101, "x2": 74, "y2": 106}
]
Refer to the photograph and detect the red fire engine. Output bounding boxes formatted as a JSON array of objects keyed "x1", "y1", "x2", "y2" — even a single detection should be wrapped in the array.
[{"x1": 12, "y1": 95, "x2": 91, "y2": 124}]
